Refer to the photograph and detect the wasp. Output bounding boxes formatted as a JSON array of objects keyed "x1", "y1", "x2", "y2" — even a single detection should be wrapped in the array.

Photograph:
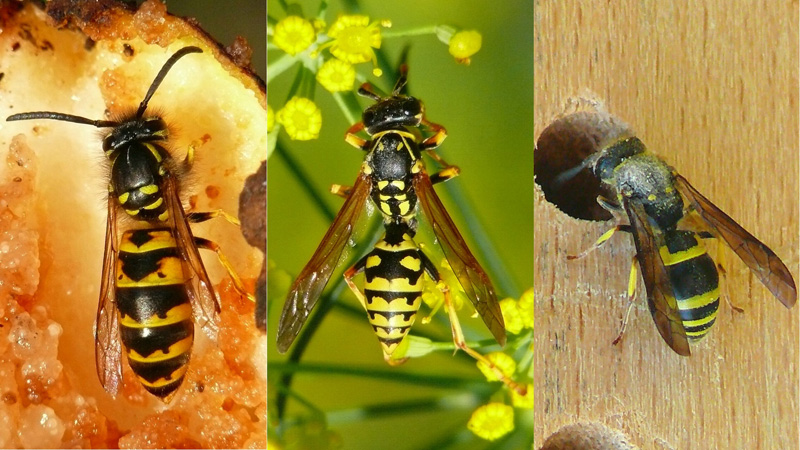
[
  {"x1": 7, "y1": 46, "x2": 251, "y2": 400},
  {"x1": 277, "y1": 66, "x2": 521, "y2": 391},
  {"x1": 573, "y1": 135, "x2": 796, "y2": 355}
]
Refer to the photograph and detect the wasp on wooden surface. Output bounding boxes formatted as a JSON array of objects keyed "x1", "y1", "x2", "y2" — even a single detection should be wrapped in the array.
[
  {"x1": 7, "y1": 46, "x2": 252, "y2": 401},
  {"x1": 572, "y1": 136, "x2": 796, "y2": 356},
  {"x1": 277, "y1": 66, "x2": 522, "y2": 392}
]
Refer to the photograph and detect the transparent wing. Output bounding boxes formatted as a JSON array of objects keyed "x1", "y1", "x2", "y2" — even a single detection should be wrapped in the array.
[
  {"x1": 164, "y1": 173, "x2": 221, "y2": 337},
  {"x1": 413, "y1": 169, "x2": 506, "y2": 346},
  {"x1": 675, "y1": 174, "x2": 797, "y2": 308},
  {"x1": 276, "y1": 170, "x2": 372, "y2": 353},
  {"x1": 624, "y1": 198, "x2": 691, "y2": 356},
  {"x1": 95, "y1": 193, "x2": 123, "y2": 396}
]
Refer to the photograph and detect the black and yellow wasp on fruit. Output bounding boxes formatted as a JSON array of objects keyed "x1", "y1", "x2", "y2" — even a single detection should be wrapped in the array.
[
  {"x1": 572, "y1": 135, "x2": 796, "y2": 356},
  {"x1": 7, "y1": 46, "x2": 251, "y2": 400},
  {"x1": 276, "y1": 66, "x2": 521, "y2": 391}
]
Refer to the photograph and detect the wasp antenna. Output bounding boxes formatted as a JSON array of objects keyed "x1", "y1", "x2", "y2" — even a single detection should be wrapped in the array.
[
  {"x1": 552, "y1": 152, "x2": 600, "y2": 188},
  {"x1": 136, "y1": 46, "x2": 203, "y2": 118},
  {"x1": 7, "y1": 111, "x2": 118, "y2": 128},
  {"x1": 358, "y1": 83, "x2": 382, "y2": 102},
  {"x1": 392, "y1": 64, "x2": 409, "y2": 95}
]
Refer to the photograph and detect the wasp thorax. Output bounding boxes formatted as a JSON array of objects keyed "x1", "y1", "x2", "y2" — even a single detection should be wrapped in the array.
[
  {"x1": 103, "y1": 117, "x2": 168, "y2": 153},
  {"x1": 363, "y1": 96, "x2": 423, "y2": 134},
  {"x1": 593, "y1": 137, "x2": 647, "y2": 182}
]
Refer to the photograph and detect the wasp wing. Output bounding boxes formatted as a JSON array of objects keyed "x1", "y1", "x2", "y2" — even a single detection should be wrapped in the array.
[
  {"x1": 624, "y1": 198, "x2": 691, "y2": 356},
  {"x1": 675, "y1": 174, "x2": 797, "y2": 308},
  {"x1": 276, "y1": 170, "x2": 372, "y2": 353},
  {"x1": 413, "y1": 169, "x2": 506, "y2": 346},
  {"x1": 95, "y1": 193, "x2": 123, "y2": 396},
  {"x1": 164, "y1": 173, "x2": 221, "y2": 337}
]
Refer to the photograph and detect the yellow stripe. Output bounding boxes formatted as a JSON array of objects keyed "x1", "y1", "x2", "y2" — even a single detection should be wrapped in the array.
[
  {"x1": 139, "y1": 184, "x2": 159, "y2": 195},
  {"x1": 399, "y1": 256, "x2": 421, "y2": 272},
  {"x1": 676, "y1": 287, "x2": 720, "y2": 311},
  {"x1": 398, "y1": 201, "x2": 410, "y2": 216},
  {"x1": 127, "y1": 336, "x2": 193, "y2": 363},
  {"x1": 365, "y1": 294, "x2": 422, "y2": 312},
  {"x1": 119, "y1": 304, "x2": 193, "y2": 329},
  {"x1": 143, "y1": 142, "x2": 162, "y2": 163},
  {"x1": 686, "y1": 329, "x2": 709, "y2": 339},
  {"x1": 374, "y1": 326, "x2": 408, "y2": 340},
  {"x1": 137, "y1": 366, "x2": 189, "y2": 388},
  {"x1": 368, "y1": 310, "x2": 418, "y2": 328},
  {"x1": 373, "y1": 130, "x2": 416, "y2": 141},
  {"x1": 116, "y1": 256, "x2": 185, "y2": 287},
  {"x1": 118, "y1": 192, "x2": 129, "y2": 204},
  {"x1": 374, "y1": 237, "x2": 416, "y2": 251},
  {"x1": 659, "y1": 239, "x2": 706, "y2": 266},
  {"x1": 119, "y1": 230, "x2": 176, "y2": 252},
  {"x1": 143, "y1": 197, "x2": 164, "y2": 210},
  {"x1": 366, "y1": 276, "x2": 423, "y2": 292},
  {"x1": 682, "y1": 309, "x2": 718, "y2": 329}
]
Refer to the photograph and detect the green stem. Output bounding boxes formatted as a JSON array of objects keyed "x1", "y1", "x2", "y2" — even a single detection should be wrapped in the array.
[
  {"x1": 275, "y1": 139, "x2": 336, "y2": 222},
  {"x1": 270, "y1": 361, "x2": 491, "y2": 391},
  {"x1": 382, "y1": 25, "x2": 438, "y2": 39},
  {"x1": 325, "y1": 393, "x2": 484, "y2": 425},
  {"x1": 266, "y1": 53, "x2": 297, "y2": 84}
]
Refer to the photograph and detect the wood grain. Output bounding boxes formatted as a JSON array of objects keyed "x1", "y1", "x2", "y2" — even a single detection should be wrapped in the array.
[{"x1": 534, "y1": 1, "x2": 799, "y2": 448}]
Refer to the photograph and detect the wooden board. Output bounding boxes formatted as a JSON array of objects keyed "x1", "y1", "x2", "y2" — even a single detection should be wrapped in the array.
[{"x1": 534, "y1": 1, "x2": 799, "y2": 448}]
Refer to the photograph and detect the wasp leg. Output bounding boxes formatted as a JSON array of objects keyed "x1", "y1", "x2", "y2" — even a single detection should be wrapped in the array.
[
  {"x1": 182, "y1": 142, "x2": 197, "y2": 169},
  {"x1": 343, "y1": 257, "x2": 370, "y2": 311},
  {"x1": 194, "y1": 237, "x2": 255, "y2": 302},
  {"x1": 345, "y1": 122, "x2": 371, "y2": 150},
  {"x1": 330, "y1": 184, "x2": 353, "y2": 199},
  {"x1": 186, "y1": 209, "x2": 240, "y2": 226},
  {"x1": 612, "y1": 256, "x2": 640, "y2": 346},
  {"x1": 568, "y1": 224, "x2": 632, "y2": 260},
  {"x1": 428, "y1": 165, "x2": 461, "y2": 186},
  {"x1": 419, "y1": 250, "x2": 526, "y2": 395},
  {"x1": 419, "y1": 118, "x2": 448, "y2": 151}
]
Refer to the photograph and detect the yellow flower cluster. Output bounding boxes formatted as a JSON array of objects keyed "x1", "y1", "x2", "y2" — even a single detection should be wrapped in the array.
[
  {"x1": 467, "y1": 403, "x2": 515, "y2": 441},
  {"x1": 276, "y1": 97, "x2": 322, "y2": 141},
  {"x1": 273, "y1": 16, "x2": 316, "y2": 56}
]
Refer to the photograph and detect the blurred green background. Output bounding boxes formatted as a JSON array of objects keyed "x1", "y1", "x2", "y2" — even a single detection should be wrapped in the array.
[
  {"x1": 269, "y1": 1, "x2": 532, "y2": 449},
  {"x1": 147, "y1": 0, "x2": 266, "y2": 78}
]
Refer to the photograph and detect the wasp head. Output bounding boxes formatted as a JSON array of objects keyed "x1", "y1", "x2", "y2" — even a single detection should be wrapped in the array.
[
  {"x1": 358, "y1": 65, "x2": 425, "y2": 134},
  {"x1": 103, "y1": 116, "x2": 168, "y2": 153},
  {"x1": 362, "y1": 95, "x2": 423, "y2": 134}
]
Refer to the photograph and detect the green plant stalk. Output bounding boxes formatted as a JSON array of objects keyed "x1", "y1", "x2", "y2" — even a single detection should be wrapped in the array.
[
  {"x1": 325, "y1": 394, "x2": 485, "y2": 425},
  {"x1": 271, "y1": 361, "x2": 492, "y2": 391}
]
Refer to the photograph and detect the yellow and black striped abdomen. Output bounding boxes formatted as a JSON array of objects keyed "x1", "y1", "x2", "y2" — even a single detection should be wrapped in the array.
[
  {"x1": 115, "y1": 228, "x2": 193, "y2": 399},
  {"x1": 660, "y1": 229, "x2": 720, "y2": 340},
  {"x1": 363, "y1": 232, "x2": 424, "y2": 356}
]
